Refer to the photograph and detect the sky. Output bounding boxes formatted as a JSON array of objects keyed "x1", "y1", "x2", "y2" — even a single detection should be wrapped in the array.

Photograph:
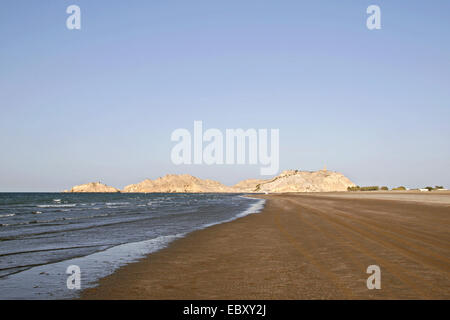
[{"x1": 0, "y1": 0, "x2": 449, "y2": 191}]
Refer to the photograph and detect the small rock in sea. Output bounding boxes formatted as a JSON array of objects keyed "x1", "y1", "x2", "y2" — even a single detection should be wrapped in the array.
[
  {"x1": 39, "y1": 272, "x2": 49, "y2": 275},
  {"x1": 29, "y1": 220, "x2": 38, "y2": 224},
  {"x1": 32, "y1": 211, "x2": 42, "y2": 215}
]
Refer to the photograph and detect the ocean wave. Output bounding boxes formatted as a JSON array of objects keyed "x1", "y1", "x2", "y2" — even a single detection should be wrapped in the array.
[
  {"x1": 37, "y1": 204, "x2": 76, "y2": 208},
  {"x1": 105, "y1": 202, "x2": 130, "y2": 206},
  {"x1": 0, "y1": 214, "x2": 15, "y2": 218},
  {"x1": 235, "y1": 198, "x2": 266, "y2": 218},
  {"x1": 0, "y1": 213, "x2": 112, "y2": 228},
  {"x1": 202, "y1": 198, "x2": 266, "y2": 228}
]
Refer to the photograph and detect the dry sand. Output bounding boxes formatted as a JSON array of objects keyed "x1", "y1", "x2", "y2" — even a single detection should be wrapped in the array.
[{"x1": 81, "y1": 192, "x2": 450, "y2": 299}]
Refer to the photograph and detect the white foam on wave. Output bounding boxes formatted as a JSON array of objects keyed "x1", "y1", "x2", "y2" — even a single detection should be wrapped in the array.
[
  {"x1": 0, "y1": 214, "x2": 15, "y2": 218},
  {"x1": 105, "y1": 202, "x2": 130, "y2": 206},
  {"x1": 202, "y1": 198, "x2": 266, "y2": 228},
  {"x1": 37, "y1": 204, "x2": 76, "y2": 208},
  {"x1": 235, "y1": 198, "x2": 266, "y2": 218},
  {"x1": 105, "y1": 202, "x2": 131, "y2": 209}
]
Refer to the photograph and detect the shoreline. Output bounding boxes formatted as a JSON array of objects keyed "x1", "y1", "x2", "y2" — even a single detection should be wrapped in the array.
[{"x1": 81, "y1": 192, "x2": 450, "y2": 300}]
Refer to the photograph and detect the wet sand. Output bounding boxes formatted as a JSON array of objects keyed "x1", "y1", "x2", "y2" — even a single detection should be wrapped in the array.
[{"x1": 81, "y1": 192, "x2": 450, "y2": 299}]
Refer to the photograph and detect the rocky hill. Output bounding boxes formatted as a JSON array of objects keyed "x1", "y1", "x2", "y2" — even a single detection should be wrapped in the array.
[
  {"x1": 66, "y1": 182, "x2": 121, "y2": 193},
  {"x1": 250, "y1": 170, "x2": 355, "y2": 193},
  {"x1": 123, "y1": 174, "x2": 234, "y2": 193},
  {"x1": 232, "y1": 179, "x2": 269, "y2": 192}
]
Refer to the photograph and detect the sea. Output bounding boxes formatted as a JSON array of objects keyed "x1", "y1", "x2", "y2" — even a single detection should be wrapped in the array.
[{"x1": 0, "y1": 193, "x2": 265, "y2": 299}]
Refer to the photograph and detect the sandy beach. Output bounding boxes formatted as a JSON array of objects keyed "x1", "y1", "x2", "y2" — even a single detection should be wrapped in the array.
[{"x1": 81, "y1": 192, "x2": 450, "y2": 300}]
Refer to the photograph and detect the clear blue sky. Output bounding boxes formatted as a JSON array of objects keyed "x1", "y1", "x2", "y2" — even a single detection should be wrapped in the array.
[{"x1": 1, "y1": 0, "x2": 449, "y2": 191}]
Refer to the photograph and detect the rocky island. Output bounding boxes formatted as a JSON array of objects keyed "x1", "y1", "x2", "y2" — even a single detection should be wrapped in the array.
[
  {"x1": 65, "y1": 182, "x2": 121, "y2": 193},
  {"x1": 122, "y1": 174, "x2": 234, "y2": 193}
]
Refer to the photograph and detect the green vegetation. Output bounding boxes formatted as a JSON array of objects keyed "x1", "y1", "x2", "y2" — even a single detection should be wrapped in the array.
[
  {"x1": 360, "y1": 186, "x2": 380, "y2": 191},
  {"x1": 422, "y1": 186, "x2": 445, "y2": 191},
  {"x1": 348, "y1": 185, "x2": 444, "y2": 192},
  {"x1": 347, "y1": 186, "x2": 380, "y2": 191}
]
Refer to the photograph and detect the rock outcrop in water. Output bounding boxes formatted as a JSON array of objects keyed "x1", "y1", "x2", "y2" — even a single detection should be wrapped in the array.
[
  {"x1": 123, "y1": 174, "x2": 234, "y2": 193},
  {"x1": 68, "y1": 182, "x2": 121, "y2": 193},
  {"x1": 247, "y1": 169, "x2": 355, "y2": 193}
]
